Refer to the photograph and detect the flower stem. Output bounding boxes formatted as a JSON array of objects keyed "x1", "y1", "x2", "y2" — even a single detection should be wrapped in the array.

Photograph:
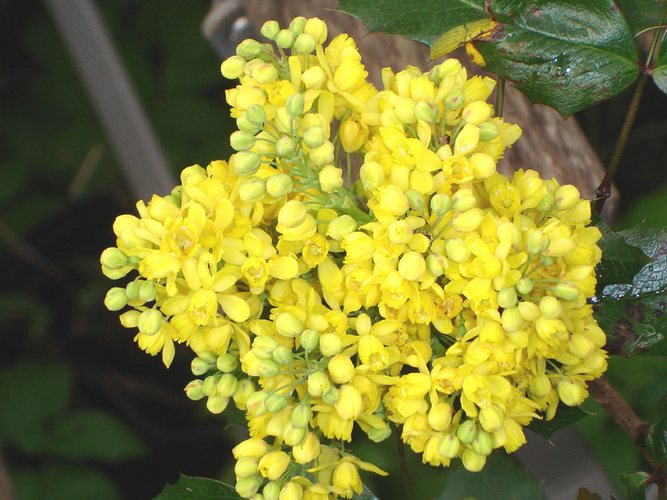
[
  {"x1": 595, "y1": 5, "x2": 667, "y2": 214},
  {"x1": 496, "y1": 78, "x2": 506, "y2": 117},
  {"x1": 395, "y1": 427, "x2": 414, "y2": 500}
]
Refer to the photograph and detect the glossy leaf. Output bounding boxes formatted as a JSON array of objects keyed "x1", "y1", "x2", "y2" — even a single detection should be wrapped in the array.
[
  {"x1": 475, "y1": 0, "x2": 639, "y2": 116},
  {"x1": 653, "y1": 33, "x2": 667, "y2": 94},
  {"x1": 621, "y1": 471, "x2": 650, "y2": 500},
  {"x1": 596, "y1": 219, "x2": 651, "y2": 291},
  {"x1": 646, "y1": 395, "x2": 667, "y2": 465},
  {"x1": 616, "y1": 0, "x2": 666, "y2": 33},
  {"x1": 528, "y1": 405, "x2": 589, "y2": 438},
  {"x1": 154, "y1": 476, "x2": 241, "y2": 499}
]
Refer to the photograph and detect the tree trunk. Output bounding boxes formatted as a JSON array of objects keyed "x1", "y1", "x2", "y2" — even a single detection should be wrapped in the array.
[{"x1": 239, "y1": 0, "x2": 616, "y2": 216}]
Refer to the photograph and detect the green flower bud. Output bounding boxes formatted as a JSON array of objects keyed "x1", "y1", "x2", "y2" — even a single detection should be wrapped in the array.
[
  {"x1": 246, "y1": 390, "x2": 268, "y2": 416},
  {"x1": 275, "y1": 312, "x2": 304, "y2": 338},
  {"x1": 426, "y1": 253, "x2": 446, "y2": 277},
  {"x1": 236, "y1": 114, "x2": 261, "y2": 134},
  {"x1": 430, "y1": 193, "x2": 451, "y2": 215},
  {"x1": 526, "y1": 230, "x2": 548, "y2": 255},
  {"x1": 235, "y1": 456, "x2": 259, "y2": 479},
  {"x1": 291, "y1": 403, "x2": 312, "y2": 428},
  {"x1": 233, "y1": 379, "x2": 255, "y2": 409},
  {"x1": 104, "y1": 287, "x2": 127, "y2": 311},
  {"x1": 221, "y1": 55, "x2": 246, "y2": 79},
  {"x1": 264, "y1": 392, "x2": 287, "y2": 413},
  {"x1": 501, "y1": 307, "x2": 523, "y2": 332},
  {"x1": 284, "y1": 425, "x2": 307, "y2": 447},
  {"x1": 451, "y1": 189, "x2": 476, "y2": 212},
  {"x1": 235, "y1": 476, "x2": 262, "y2": 498},
  {"x1": 184, "y1": 379, "x2": 205, "y2": 401},
  {"x1": 263, "y1": 481, "x2": 281, "y2": 500},
  {"x1": 251, "y1": 62, "x2": 279, "y2": 84},
  {"x1": 538, "y1": 191, "x2": 555, "y2": 212},
  {"x1": 445, "y1": 89, "x2": 465, "y2": 110},
  {"x1": 405, "y1": 189, "x2": 425, "y2": 211},
  {"x1": 326, "y1": 215, "x2": 357, "y2": 241},
  {"x1": 137, "y1": 309, "x2": 163, "y2": 335},
  {"x1": 497, "y1": 286, "x2": 518, "y2": 309},
  {"x1": 266, "y1": 174, "x2": 293, "y2": 198},
  {"x1": 258, "y1": 359, "x2": 280, "y2": 378},
  {"x1": 245, "y1": 104, "x2": 267, "y2": 127},
  {"x1": 286, "y1": 93, "x2": 305, "y2": 118},
  {"x1": 307, "y1": 371, "x2": 330, "y2": 397},
  {"x1": 299, "y1": 329, "x2": 320, "y2": 352},
  {"x1": 414, "y1": 101, "x2": 436, "y2": 123},
  {"x1": 516, "y1": 278, "x2": 533, "y2": 295},
  {"x1": 230, "y1": 130, "x2": 257, "y2": 151},
  {"x1": 272, "y1": 345, "x2": 293, "y2": 366},
  {"x1": 293, "y1": 33, "x2": 316, "y2": 54},
  {"x1": 138, "y1": 280, "x2": 156, "y2": 302},
  {"x1": 472, "y1": 430, "x2": 494, "y2": 456},
  {"x1": 206, "y1": 395, "x2": 229, "y2": 414},
  {"x1": 275, "y1": 29, "x2": 295, "y2": 49},
  {"x1": 236, "y1": 39, "x2": 263, "y2": 59},
  {"x1": 216, "y1": 353, "x2": 238, "y2": 373},
  {"x1": 202, "y1": 374, "x2": 221, "y2": 397},
  {"x1": 289, "y1": 16, "x2": 307, "y2": 35},
  {"x1": 233, "y1": 151, "x2": 261, "y2": 176},
  {"x1": 217, "y1": 373, "x2": 239, "y2": 398},
  {"x1": 100, "y1": 247, "x2": 127, "y2": 269},
  {"x1": 554, "y1": 282, "x2": 580, "y2": 301},
  {"x1": 275, "y1": 136, "x2": 296, "y2": 157},
  {"x1": 322, "y1": 387, "x2": 339, "y2": 404},
  {"x1": 478, "y1": 121, "x2": 498, "y2": 141},
  {"x1": 438, "y1": 433, "x2": 461, "y2": 459},
  {"x1": 125, "y1": 281, "x2": 140, "y2": 300},
  {"x1": 368, "y1": 426, "x2": 392, "y2": 443},
  {"x1": 239, "y1": 177, "x2": 266, "y2": 203},
  {"x1": 260, "y1": 19, "x2": 280, "y2": 39},
  {"x1": 191, "y1": 357, "x2": 212, "y2": 376},
  {"x1": 456, "y1": 419, "x2": 477, "y2": 444},
  {"x1": 302, "y1": 126, "x2": 326, "y2": 148},
  {"x1": 462, "y1": 448, "x2": 486, "y2": 472},
  {"x1": 539, "y1": 295, "x2": 562, "y2": 319}
]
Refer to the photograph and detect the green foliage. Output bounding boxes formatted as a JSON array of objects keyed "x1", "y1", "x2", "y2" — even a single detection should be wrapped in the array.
[
  {"x1": 615, "y1": 0, "x2": 666, "y2": 33},
  {"x1": 621, "y1": 471, "x2": 650, "y2": 500},
  {"x1": 154, "y1": 476, "x2": 241, "y2": 499},
  {"x1": 652, "y1": 34, "x2": 667, "y2": 94},
  {"x1": 12, "y1": 464, "x2": 120, "y2": 500},
  {"x1": 646, "y1": 395, "x2": 667, "y2": 465},
  {"x1": 340, "y1": 0, "x2": 645, "y2": 116},
  {"x1": 595, "y1": 219, "x2": 651, "y2": 290}
]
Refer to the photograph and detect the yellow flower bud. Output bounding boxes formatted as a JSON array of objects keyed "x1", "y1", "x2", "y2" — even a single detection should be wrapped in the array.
[
  {"x1": 472, "y1": 430, "x2": 494, "y2": 456},
  {"x1": 430, "y1": 193, "x2": 451, "y2": 215},
  {"x1": 289, "y1": 16, "x2": 306, "y2": 35},
  {"x1": 236, "y1": 39, "x2": 263, "y2": 59},
  {"x1": 328, "y1": 354, "x2": 355, "y2": 384},
  {"x1": 395, "y1": 97, "x2": 416, "y2": 124},
  {"x1": 233, "y1": 151, "x2": 261, "y2": 176},
  {"x1": 415, "y1": 101, "x2": 436, "y2": 123},
  {"x1": 275, "y1": 29, "x2": 295, "y2": 49},
  {"x1": 104, "y1": 287, "x2": 127, "y2": 311},
  {"x1": 445, "y1": 88, "x2": 465, "y2": 110},
  {"x1": 300, "y1": 329, "x2": 320, "y2": 352},
  {"x1": 275, "y1": 311, "x2": 304, "y2": 338},
  {"x1": 251, "y1": 62, "x2": 278, "y2": 84},
  {"x1": 233, "y1": 379, "x2": 255, "y2": 409},
  {"x1": 501, "y1": 307, "x2": 523, "y2": 332},
  {"x1": 555, "y1": 184, "x2": 580, "y2": 210},
  {"x1": 307, "y1": 371, "x2": 331, "y2": 397},
  {"x1": 278, "y1": 200, "x2": 307, "y2": 228},
  {"x1": 234, "y1": 457, "x2": 259, "y2": 479},
  {"x1": 479, "y1": 405, "x2": 504, "y2": 432},
  {"x1": 272, "y1": 345, "x2": 293, "y2": 365},
  {"x1": 279, "y1": 481, "x2": 303, "y2": 500},
  {"x1": 528, "y1": 375, "x2": 552, "y2": 398},
  {"x1": 303, "y1": 126, "x2": 326, "y2": 148},
  {"x1": 258, "y1": 451, "x2": 291, "y2": 480},
  {"x1": 319, "y1": 165, "x2": 344, "y2": 192},
  {"x1": 454, "y1": 124, "x2": 480, "y2": 156},
  {"x1": 292, "y1": 432, "x2": 320, "y2": 464},
  {"x1": 309, "y1": 141, "x2": 335, "y2": 166},
  {"x1": 301, "y1": 66, "x2": 327, "y2": 89},
  {"x1": 233, "y1": 438, "x2": 270, "y2": 460},
  {"x1": 221, "y1": 55, "x2": 246, "y2": 79},
  {"x1": 445, "y1": 238, "x2": 470, "y2": 263},
  {"x1": 304, "y1": 17, "x2": 328, "y2": 43},
  {"x1": 137, "y1": 309, "x2": 162, "y2": 335},
  {"x1": 239, "y1": 177, "x2": 266, "y2": 203},
  {"x1": 206, "y1": 395, "x2": 229, "y2": 414},
  {"x1": 340, "y1": 118, "x2": 369, "y2": 152},
  {"x1": 322, "y1": 387, "x2": 339, "y2": 404},
  {"x1": 327, "y1": 215, "x2": 357, "y2": 241},
  {"x1": 456, "y1": 419, "x2": 477, "y2": 444},
  {"x1": 246, "y1": 391, "x2": 268, "y2": 416},
  {"x1": 554, "y1": 282, "x2": 580, "y2": 301},
  {"x1": 360, "y1": 161, "x2": 385, "y2": 191},
  {"x1": 264, "y1": 392, "x2": 287, "y2": 413},
  {"x1": 334, "y1": 384, "x2": 363, "y2": 419},
  {"x1": 470, "y1": 153, "x2": 496, "y2": 179},
  {"x1": 101, "y1": 247, "x2": 128, "y2": 269},
  {"x1": 319, "y1": 333, "x2": 343, "y2": 357},
  {"x1": 451, "y1": 189, "x2": 476, "y2": 212},
  {"x1": 462, "y1": 448, "x2": 486, "y2": 472},
  {"x1": 428, "y1": 402, "x2": 454, "y2": 431},
  {"x1": 557, "y1": 378, "x2": 585, "y2": 406},
  {"x1": 235, "y1": 476, "x2": 263, "y2": 498},
  {"x1": 497, "y1": 287, "x2": 518, "y2": 309},
  {"x1": 516, "y1": 278, "x2": 533, "y2": 295},
  {"x1": 260, "y1": 20, "x2": 280, "y2": 40},
  {"x1": 539, "y1": 295, "x2": 562, "y2": 319},
  {"x1": 478, "y1": 121, "x2": 499, "y2": 140},
  {"x1": 217, "y1": 374, "x2": 238, "y2": 398},
  {"x1": 438, "y1": 433, "x2": 461, "y2": 459},
  {"x1": 266, "y1": 174, "x2": 293, "y2": 198},
  {"x1": 398, "y1": 251, "x2": 426, "y2": 281},
  {"x1": 568, "y1": 333, "x2": 595, "y2": 358},
  {"x1": 263, "y1": 482, "x2": 281, "y2": 500},
  {"x1": 462, "y1": 101, "x2": 492, "y2": 125},
  {"x1": 275, "y1": 136, "x2": 296, "y2": 157},
  {"x1": 293, "y1": 33, "x2": 316, "y2": 54},
  {"x1": 258, "y1": 359, "x2": 280, "y2": 378},
  {"x1": 184, "y1": 380, "x2": 205, "y2": 401},
  {"x1": 452, "y1": 208, "x2": 484, "y2": 232}
]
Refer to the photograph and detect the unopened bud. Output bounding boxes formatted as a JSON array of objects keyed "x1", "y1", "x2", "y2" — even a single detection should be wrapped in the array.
[
  {"x1": 472, "y1": 430, "x2": 494, "y2": 456},
  {"x1": 462, "y1": 101, "x2": 491, "y2": 125},
  {"x1": 414, "y1": 101, "x2": 436, "y2": 123},
  {"x1": 137, "y1": 309, "x2": 162, "y2": 335},
  {"x1": 275, "y1": 312, "x2": 304, "y2": 337},
  {"x1": 526, "y1": 230, "x2": 548, "y2": 255},
  {"x1": 293, "y1": 33, "x2": 316, "y2": 54},
  {"x1": 263, "y1": 482, "x2": 281, "y2": 500},
  {"x1": 405, "y1": 189, "x2": 425, "y2": 211},
  {"x1": 428, "y1": 402, "x2": 454, "y2": 431},
  {"x1": 265, "y1": 174, "x2": 292, "y2": 198},
  {"x1": 303, "y1": 126, "x2": 326, "y2": 148},
  {"x1": 304, "y1": 18, "x2": 327, "y2": 43},
  {"x1": 462, "y1": 448, "x2": 486, "y2": 472},
  {"x1": 206, "y1": 395, "x2": 229, "y2": 414},
  {"x1": 319, "y1": 333, "x2": 342, "y2": 356},
  {"x1": 104, "y1": 287, "x2": 127, "y2": 311},
  {"x1": 516, "y1": 278, "x2": 533, "y2": 295},
  {"x1": 539, "y1": 295, "x2": 562, "y2": 319},
  {"x1": 246, "y1": 390, "x2": 268, "y2": 416},
  {"x1": 233, "y1": 151, "x2": 261, "y2": 176},
  {"x1": 258, "y1": 359, "x2": 280, "y2": 378},
  {"x1": 554, "y1": 282, "x2": 580, "y2": 301},
  {"x1": 438, "y1": 433, "x2": 461, "y2": 459},
  {"x1": 235, "y1": 476, "x2": 263, "y2": 498},
  {"x1": 291, "y1": 403, "x2": 312, "y2": 428},
  {"x1": 555, "y1": 185, "x2": 580, "y2": 210},
  {"x1": 538, "y1": 191, "x2": 555, "y2": 211},
  {"x1": 217, "y1": 373, "x2": 239, "y2": 398},
  {"x1": 456, "y1": 419, "x2": 477, "y2": 444},
  {"x1": 479, "y1": 406, "x2": 504, "y2": 432},
  {"x1": 445, "y1": 238, "x2": 470, "y2": 263},
  {"x1": 557, "y1": 378, "x2": 585, "y2": 406},
  {"x1": 501, "y1": 306, "x2": 523, "y2": 332},
  {"x1": 236, "y1": 114, "x2": 261, "y2": 134},
  {"x1": 319, "y1": 165, "x2": 344, "y2": 192},
  {"x1": 275, "y1": 29, "x2": 294, "y2": 49},
  {"x1": 138, "y1": 280, "x2": 156, "y2": 302},
  {"x1": 272, "y1": 345, "x2": 293, "y2": 365},
  {"x1": 201, "y1": 374, "x2": 220, "y2": 397},
  {"x1": 217, "y1": 353, "x2": 238, "y2": 372},
  {"x1": 251, "y1": 62, "x2": 279, "y2": 84},
  {"x1": 235, "y1": 456, "x2": 259, "y2": 479},
  {"x1": 191, "y1": 357, "x2": 212, "y2": 376},
  {"x1": 322, "y1": 387, "x2": 339, "y2": 404},
  {"x1": 101, "y1": 247, "x2": 127, "y2": 269},
  {"x1": 445, "y1": 89, "x2": 465, "y2": 110},
  {"x1": 529, "y1": 375, "x2": 552, "y2": 398},
  {"x1": 184, "y1": 379, "x2": 205, "y2": 400},
  {"x1": 246, "y1": 104, "x2": 267, "y2": 127},
  {"x1": 309, "y1": 141, "x2": 335, "y2": 166},
  {"x1": 451, "y1": 189, "x2": 476, "y2": 212},
  {"x1": 359, "y1": 161, "x2": 385, "y2": 191},
  {"x1": 299, "y1": 329, "x2": 320, "y2": 352},
  {"x1": 478, "y1": 121, "x2": 498, "y2": 141},
  {"x1": 275, "y1": 136, "x2": 296, "y2": 157},
  {"x1": 278, "y1": 200, "x2": 307, "y2": 228},
  {"x1": 307, "y1": 371, "x2": 330, "y2": 397},
  {"x1": 264, "y1": 392, "x2": 287, "y2": 413},
  {"x1": 236, "y1": 39, "x2": 263, "y2": 59},
  {"x1": 301, "y1": 66, "x2": 327, "y2": 89},
  {"x1": 239, "y1": 177, "x2": 266, "y2": 203},
  {"x1": 125, "y1": 281, "x2": 140, "y2": 300},
  {"x1": 518, "y1": 301, "x2": 541, "y2": 321},
  {"x1": 497, "y1": 287, "x2": 518, "y2": 309},
  {"x1": 260, "y1": 20, "x2": 280, "y2": 40},
  {"x1": 230, "y1": 131, "x2": 257, "y2": 151},
  {"x1": 221, "y1": 55, "x2": 246, "y2": 79},
  {"x1": 430, "y1": 193, "x2": 451, "y2": 215},
  {"x1": 233, "y1": 379, "x2": 255, "y2": 408},
  {"x1": 368, "y1": 425, "x2": 392, "y2": 442},
  {"x1": 286, "y1": 93, "x2": 305, "y2": 118},
  {"x1": 289, "y1": 16, "x2": 307, "y2": 35},
  {"x1": 328, "y1": 354, "x2": 355, "y2": 384}
]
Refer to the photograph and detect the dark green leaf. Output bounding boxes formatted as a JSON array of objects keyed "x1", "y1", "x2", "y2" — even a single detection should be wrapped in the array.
[
  {"x1": 621, "y1": 471, "x2": 650, "y2": 500},
  {"x1": 596, "y1": 219, "x2": 651, "y2": 290},
  {"x1": 43, "y1": 410, "x2": 146, "y2": 462},
  {"x1": 154, "y1": 476, "x2": 241, "y2": 499},
  {"x1": 0, "y1": 362, "x2": 72, "y2": 452},
  {"x1": 528, "y1": 404, "x2": 589, "y2": 438},
  {"x1": 339, "y1": 0, "x2": 487, "y2": 47},
  {"x1": 653, "y1": 32, "x2": 667, "y2": 94},
  {"x1": 646, "y1": 395, "x2": 667, "y2": 465},
  {"x1": 12, "y1": 465, "x2": 119, "y2": 500},
  {"x1": 616, "y1": 0, "x2": 666, "y2": 33},
  {"x1": 475, "y1": 0, "x2": 639, "y2": 116},
  {"x1": 439, "y1": 452, "x2": 541, "y2": 499}
]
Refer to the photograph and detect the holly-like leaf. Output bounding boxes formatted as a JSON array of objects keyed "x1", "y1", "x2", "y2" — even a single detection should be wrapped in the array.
[
  {"x1": 621, "y1": 471, "x2": 650, "y2": 500},
  {"x1": 475, "y1": 0, "x2": 640, "y2": 116},
  {"x1": 154, "y1": 476, "x2": 241, "y2": 499},
  {"x1": 339, "y1": 0, "x2": 640, "y2": 116},
  {"x1": 616, "y1": 0, "x2": 666, "y2": 34},
  {"x1": 596, "y1": 219, "x2": 651, "y2": 291},
  {"x1": 653, "y1": 34, "x2": 667, "y2": 94},
  {"x1": 528, "y1": 405, "x2": 589, "y2": 438},
  {"x1": 646, "y1": 395, "x2": 667, "y2": 465}
]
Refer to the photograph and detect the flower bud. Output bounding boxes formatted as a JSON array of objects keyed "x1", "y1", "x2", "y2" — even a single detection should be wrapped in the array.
[
  {"x1": 206, "y1": 395, "x2": 229, "y2": 414},
  {"x1": 430, "y1": 193, "x2": 451, "y2": 215},
  {"x1": 236, "y1": 39, "x2": 264, "y2": 59},
  {"x1": 201, "y1": 374, "x2": 220, "y2": 397},
  {"x1": 452, "y1": 208, "x2": 484, "y2": 232},
  {"x1": 319, "y1": 165, "x2": 344, "y2": 192},
  {"x1": 293, "y1": 33, "x2": 316, "y2": 53},
  {"x1": 398, "y1": 251, "x2": 426, "y2": 281},
  {"x1": 501, "y1": 306, "x2": 523, "y2": 332},
  {"x1": 289, "y1": 16, "x2": 307, "y2": 35},
  {"x1": 101, "y1": 247, "x2": 127, "y2": 269},
  {"x1": 518, "y1": 301, "x2": 541, "y2": 322},
  {"x1": 278, "y1": 200, "x2": 307, "y2": 228},
  {"x1": 221, "y1": 55, "x2": 246, "y2": 79},
  {"x1": 414, "y1": 101, "x2": 436, "y2": 123},
  {"x1": 246, "y1": 390, "x2": 268, "y2": 416},
  {"x1": 340, "y1": 119, "x2": 368, "y2": 152},
  {"x1": 326, "y1": 215, "x2": 357, "y2": 240},
  {"x1": 516, "y1": 278, "x2": 533, "y2": 295},
  {"x1": 236, "y1": 115, "x2": 261, "y2": 134},
  {"x1": 258, "y1": 358, "x2": 280, "y2": 378},
  {"x1": 239, "y1": 177, "x2": 266, "y2": 203},
  {"x1": 263, "y1": 482, "x2": 281, "y2": 500},
  {"x1": 328, "y1": 354, "x2": 355, "y2": 384},
  {"x1": 246, "y1": 104, "x2": 267, "y2": 127},
  {"x1": 529, "y1": 374, "x2": 552, "y2": 398},
  {"x1": 478, "y1": 121, "x2": 498, "y2": 140},
  {"x1": 264, "y1": 392, "x2": 288, "y2": 413},
  {"x1": 557, "y1": 378, "x2": 585, "y2": 406},
  {"x1": 280, "y1": 481, "x2": 304, "y2": 500},
  {"x1": 233, "y1": 438, "x2": 270, "y2": 460},
  {"x1": 301, "y1": 66, "x2": 327, "y2": 89},
  {"x1": 299, "y1": 329, "x2": 320, "y2": 352},
  {"x1": 368, "y1": 425, "x2": 392, "y2": 442},
  {"x1": 538, "y1": 191, "x2": 555, "y2": 211},
  {"x1": 230, "y1": 131, "x2": 256, "y2": 152},
  {"x1": 291, "y1": 403, "x2": 312, "y2": 428},
  {"x1": 275, "y1": 136, "x2": 296, "y2": 157},
  {"x1": 472, "y1": 430, "x2": 494, "y2": 456},
  {"x1": 235, "y1": 476, "x2": 263, "y2": 498},
  {"x1": 462, "y1": 448, "x2": 486, "y2": 472},
  {"x1": 462, "y1": 101, "x2": 491, "y2": 125},
  {"x1": 526, "y1": 230, "x2": 548, "y2": 255},
  {"x1": 233, "y1": 379, "x2": 255, "y2": 408},
  {"x1": 470, "y1": 152, "x2": 496, "y2": 179},
  {"x1": 479, "y1": 405, "x2": 504, "y2": 432},
  {"x1": 554, "y1": 282, "x2": 580, "y2": 301},
  {"x1": 275, "y1": 29, "x2": 295, "y2": 49},
  {"x1": 286, "y1": 93, "x2": 305, "y2": 118},
  {"x1": 119, "y1": 310, "x2": 139, "y2": 328},
  {"x1": 104, "y1": 287, "x2": 127, "y2": 311},
  {"x1": 184, "y1": 379, "x2": 205, "y2": 401},
  {"x1": 216, "y1": 353, "x2": 238, "y2": 373},
  {"x1": 272, "y1": 345, "x2": 293, "y2": 366},
  {"x1": 302, "y1": 127, "x2": 325, "y2": 149},
  {"x1": 217, "y1": 373, "x2": 239, "y2": 398},
  {"x1": 319, "y1": 333, "x2": 342, "y2": 356},
  {"x1": 261, "y1": 20, "x2": 280, "y2": 40},
  {"x1": 191, "y1": 357, "x2": 212, "y2": 376},
  {"x1": 322, "y1": 387, "x2": 340, "y2": 404},
  {"x1": 497, "y1": 286, "x2": 518, "y2": 309},
  {"x1": 252, "y1": 62, "x2": 279, "y2": 84},
  {"x1": 264, "y1": 174, "x2": 292, "y2": 198},
  {"x1": 137, "y1": 280, "x2": 155, "y2": 303},
  {"x1": 307, "y1": 371, "x2": 330, "y2": 397},
  {"x1": 284, "y1": 424, "x2": 308, "y2": 447},
  {"x1": 445, "y1": 238, "x2": 470, "y2": 263},
  {"x1": 359, "y1": 161, "x2": 385, "y2": 191},
  {"x1": 235, "y1": 456, "x2": 259, "y2": 479},
  {"x1": 304, "y1": 17, "x2": 327, "y2": 43},
  {"x1": 555, "y1": 185, "x2": 580, "y2": 210},
  {"x1": 426, "y1": 253, "x2": 446, "y2": 277},
  {"x1": 137, "y1": 309, "x2": 162, "y2": 335},
  {"x1": 275, "y1": 311, "x2": 304, "y2": 337},
  {"x1": 445, "y1": 89, "x2": 465, "y2": 110},
  {"x1": 456, "y1": 419, "x2": 477, "y2": 444},
  {"x1": 539, "y1": 295, "x2": 562, "y2": 319},
  {"x1": 438, "y1": 433, "x2": 461, "y2": 459},
  {"x1": 428, "y1": 402, "x2": 454, "y2": 431},
  {"x1": 233, "y1": 151, "x2": 261, "y2": 176},
  {"x1": 451, "y1": 189, "x2": 476, "y2": 212},
  {"x1": 404, "y1": 189, "x2": 425, "y2": 211},
  {"x1": 125, "y1": 281, "x2": 140, "y2": 300},
  {"x1": 309, "y1": 141, "x2": 335, "y2": 166}
]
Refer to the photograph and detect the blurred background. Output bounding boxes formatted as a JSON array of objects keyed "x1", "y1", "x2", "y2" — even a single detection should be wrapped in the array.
[{"x1": 1, "y1": 1, "x2": 667, "y2": 499}]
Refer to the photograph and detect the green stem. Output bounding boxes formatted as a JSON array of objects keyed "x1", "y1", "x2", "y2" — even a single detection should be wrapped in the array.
[
  {"x1": 595, "y1": 4, "x2": 667, "y2": 214},
  {"x1": 395, "y1": 428, "x2": 414, "y2": 500},
  {"x1": 496, "y1": 78, "x2": 506, "y2": 117}
]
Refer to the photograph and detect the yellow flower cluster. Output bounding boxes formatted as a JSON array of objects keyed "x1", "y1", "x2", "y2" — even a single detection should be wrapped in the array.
[{"x1": 102, "y1": 16, "x2": 606, "y2": 499}]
